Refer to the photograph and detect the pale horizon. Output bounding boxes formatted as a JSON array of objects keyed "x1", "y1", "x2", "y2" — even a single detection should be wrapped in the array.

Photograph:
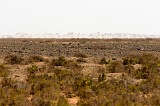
[{"x1": 0, "y1": 0, "x2": 160, "y2": 37}]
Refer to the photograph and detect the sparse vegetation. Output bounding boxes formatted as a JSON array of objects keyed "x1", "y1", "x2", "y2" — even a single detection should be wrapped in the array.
[
  {"x1": 99, "y1": 57, "x2": 108, "y2": 65},
  {"x1": 1, "y1": 53, "x2": 160, "y2": 105},
  {"x1": 76, "y1": 58, "x2": 86, "y2": 63},
  {"x1": 0, "y1": 39, "x2": 160, "y2": 106},
  {"x1": 27, "y1": 65, "x2": 39, "y2": 74},
  {"x1": 51, "y1": 56, "x2": 67, "y2": 66},
  {"x1": 74, "y1": 53, "x2": 87, "y2": 58},
  {"x1": 108, "y1": 61, "x2": 124, "y2": 73},
  {"x1": 0, "y1": 64, "x2": 9, "y2": 77},
  {"x1": 28, "y1": 55, "x2": 46, "y2": 63},
  {"x1": 57, "y1": 96, "x2": 70, "y2": 106},
  {"x1": 4, "y1": 54, "x2": 24, "y2": 64}
]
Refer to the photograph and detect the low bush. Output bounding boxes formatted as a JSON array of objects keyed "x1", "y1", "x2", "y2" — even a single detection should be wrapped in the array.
[
  {"x1": 50, "y1": 56, "x2": 82, "y2": 71},
  {"x1": 51, "y1": 56, "x2": 67, "y2": 66},
  {"x1": 99, "y1": 58, "x2": 108, "y2": 65},
  {"x1": 74, "y1": 53, "x2": 87, "y2": 58},
  {"x1": 122, "y1": 56, "x2": 139, "y2": 65},
  {"x1": 139, "y1": 53, "x2": 159, "y2": 65},
  {"x1": 27, "y1": 65, "x2": 39, "y2": 74},
  {"x1": 1, "y1": 53, "x2": 160, "y2": 106},
  {"x1": 77, "y1": 58, "x2": 86, "y2": 63},
  {"x1": 150, "y1": 94, "x2": 160, "y2": 105},
  {"x1": 57, "y1": 96, "x2": 70, "y2": 106},
  {"x1": 28, "y1": 55, "x2": 46, "y2": 63},
  {"x1": 64, "y1": 60, "x2": 81, "y2": 70},
  {"x1": 98, "y1": 73, "x2": 106, "y2": 82},
  {"x1": 108, "y1": 61, "x2": 124, "y2": 73},
  {"x1": 0, "y1": 64, "x2": 9, "y2": 77},
  {"x1": 4, "y1": 54, "x2": 24, "y2": 64},
  {"x1": 78, "y1": 86, "x2": 94, "y2": 99}
]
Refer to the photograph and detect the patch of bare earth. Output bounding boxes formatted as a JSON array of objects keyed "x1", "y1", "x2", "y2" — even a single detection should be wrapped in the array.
[
  {"x1": 68, "y1": 97, "x2": 80, "y2": 106},
  {"x1": 132, "y1": 64, "x2": 142, "y2": 70},
  {"x1": 8, "y1": 64, "x2": 29, "y2": 82}
]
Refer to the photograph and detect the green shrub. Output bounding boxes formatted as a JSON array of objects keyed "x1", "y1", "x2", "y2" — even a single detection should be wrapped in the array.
[{"x1": 28, "y1": 65, "x2": 39, "y2": 74}]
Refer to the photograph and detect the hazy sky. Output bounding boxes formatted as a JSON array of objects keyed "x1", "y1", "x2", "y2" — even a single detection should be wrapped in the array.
[{"x1": 0, "y1": 0, "x2": 160, "y2": 35}]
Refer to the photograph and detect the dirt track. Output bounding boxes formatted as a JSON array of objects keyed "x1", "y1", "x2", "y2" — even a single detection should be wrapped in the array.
[{"x1": 0, "y1": 38, "x2": 160, "y2": 59}]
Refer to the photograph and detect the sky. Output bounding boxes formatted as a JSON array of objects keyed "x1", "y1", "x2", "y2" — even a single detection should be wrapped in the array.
[{"x1": 0, "y1": 0, "x2": 160, "y2": 36}]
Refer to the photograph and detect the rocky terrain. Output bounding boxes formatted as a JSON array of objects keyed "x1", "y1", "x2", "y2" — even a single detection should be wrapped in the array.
[{"x1": 0, "y1": 38, "x2": 160, "y2": 59}]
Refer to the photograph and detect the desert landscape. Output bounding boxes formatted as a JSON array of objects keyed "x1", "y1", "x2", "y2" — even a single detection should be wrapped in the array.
[
  {"x1": 1, "y1": 0, "x2": 160, "y2": 105},
  {"x1": 0, "y1": 38, "x2": 160, "y2": 106}
]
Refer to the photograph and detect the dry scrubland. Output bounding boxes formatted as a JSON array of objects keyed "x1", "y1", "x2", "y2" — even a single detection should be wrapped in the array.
[{"x1": 0, "y1": 38, "x2": 160, "y2": 106}]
